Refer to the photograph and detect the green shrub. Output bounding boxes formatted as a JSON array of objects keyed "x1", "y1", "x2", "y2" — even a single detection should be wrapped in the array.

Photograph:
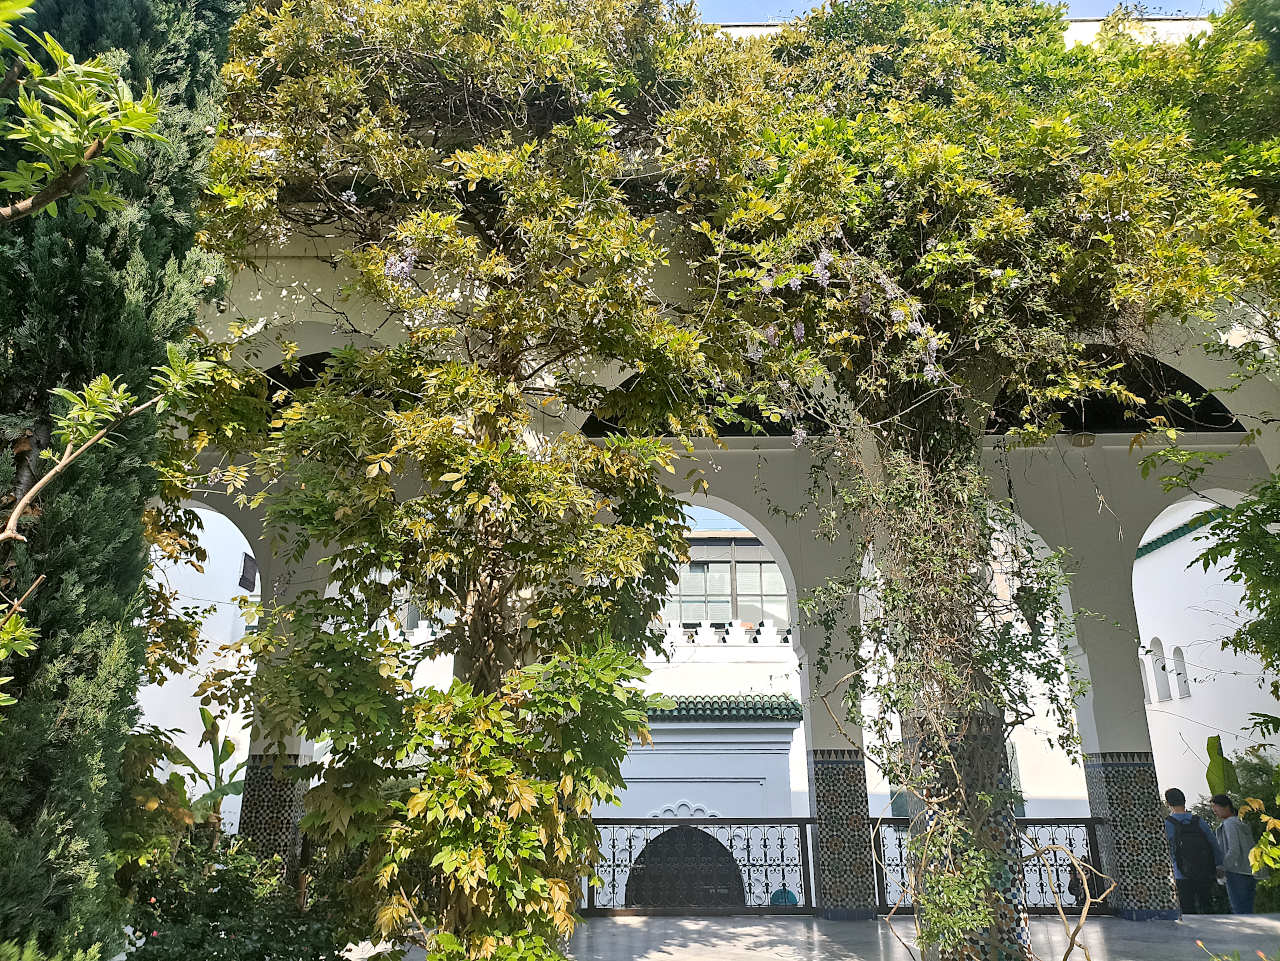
[
  {"x1": 0, "y1": 941, "x2": 98, "y2": 961},
  {"x1": 124, "y1": 837, "x2": 342, "y2": 961}
]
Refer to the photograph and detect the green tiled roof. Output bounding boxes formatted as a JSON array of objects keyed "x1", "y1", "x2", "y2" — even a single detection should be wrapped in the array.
[
  {"x1": 1135, "y1": 506, "x2": 1227, "y2": 560},
  {"x1": 647, "y1": 694, "x2": 803, "y2": 723}
]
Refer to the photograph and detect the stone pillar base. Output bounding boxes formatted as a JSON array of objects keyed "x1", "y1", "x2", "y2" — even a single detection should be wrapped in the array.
[
  {"x1": 1083, "y1": 751, "x2": 1179, "y2": 920},
  {"x1": 239, "y1": 752, "x2": 306, "y2": 871},
  {"x1": 811, "y1": 748, "x2": 878, "y2": 919}
]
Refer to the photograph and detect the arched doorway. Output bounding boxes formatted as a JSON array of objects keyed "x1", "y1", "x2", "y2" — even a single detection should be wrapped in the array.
[
  {"x1": 624, "y1": 825, "x2": 746, "y2": 909},
  {"x1": 986, "y1": 345, "x2": 1241, "y2": 436}
]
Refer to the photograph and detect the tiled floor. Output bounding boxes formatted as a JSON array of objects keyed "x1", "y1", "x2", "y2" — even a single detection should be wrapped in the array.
[{"x1": 569, "y1": 915, "x2": 1280, "y2": 960}]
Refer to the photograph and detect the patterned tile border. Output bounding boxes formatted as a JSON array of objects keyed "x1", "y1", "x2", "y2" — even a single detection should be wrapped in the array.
[
  {"x1": 1083, "y1": 752, "x2": 1180, "y2": 920},
  {"x1": 240, "y1": 752, "x2": 306, "y2": 871},
  {"x1": 810, "y1": 748, "x2": 877, "y2": 920}
]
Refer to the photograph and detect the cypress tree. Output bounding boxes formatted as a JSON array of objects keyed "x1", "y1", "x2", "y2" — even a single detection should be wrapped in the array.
[{"x1": 0, "y1": 0, "x2": 235, "y2": 950}]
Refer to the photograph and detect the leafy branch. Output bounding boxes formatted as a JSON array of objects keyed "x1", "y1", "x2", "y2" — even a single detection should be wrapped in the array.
[
  {"x1": 0, "y1": 347, "x2": 215, "y2": 718},
  {"x1": 0, "y1": 0, "x2": 163, "y2": 223}
]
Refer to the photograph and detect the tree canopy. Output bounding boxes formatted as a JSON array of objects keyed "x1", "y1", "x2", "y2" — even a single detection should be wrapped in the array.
[
  {"x1": 195, "y1": 0, "x2": 1280, "y2": 957},
  {"x1": 0, "y1": 0, "x2": 235, "y2": 951}
]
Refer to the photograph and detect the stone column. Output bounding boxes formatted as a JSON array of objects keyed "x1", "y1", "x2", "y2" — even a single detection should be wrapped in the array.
[
  {"x1": 994, "y1": 437, "x2": 1184, "y2": 921},
  {"x1": 1069, "y1": 548, "x2": 1179, "y2": 920},
  {"x1": 800, "y1": 645, "x2": 878, "y2": 920},
  {"x1": 240, "y1": 735, "x2": 312, "y2": 868},
  {"x1": 237, "y1": 543, "x2": 328, "y2": 871},
  {"x1": 809, "y1": 747, "x2": 878, "y2": 919}
]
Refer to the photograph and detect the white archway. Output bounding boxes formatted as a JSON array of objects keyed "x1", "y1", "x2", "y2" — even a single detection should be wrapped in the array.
[
  {"x1": 1133, "y1": 489, "x2": 1277, "y2": 799},
  {"x1": 677, "y1": 492, "x2": 801, "y2": 627},
  {"x1": 139, "y1": 505, "x2": 259, "y2": 833}
]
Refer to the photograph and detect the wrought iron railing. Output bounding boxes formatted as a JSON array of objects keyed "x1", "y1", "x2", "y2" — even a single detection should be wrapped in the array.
[
  {"x1": 584, "y1": 818, "x2": 816, "y2": 915},
  {"x1": 873, "y1": 817, "x2": 1106, "y2": 915}
]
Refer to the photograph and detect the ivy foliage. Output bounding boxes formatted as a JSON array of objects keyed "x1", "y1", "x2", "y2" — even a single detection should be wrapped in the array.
[
  {"x1": 124, "y1": 837, "x2": 342, "y2": 961},
  {"x1": 309, "y1": 649, "x2": 660, "y2": 958},
  {"x1": 0, "y1": 0, "x2": 236, "y2": 951},
  {"x1": 197, "y1": 0, "x2": 1280, "y2": 956}
]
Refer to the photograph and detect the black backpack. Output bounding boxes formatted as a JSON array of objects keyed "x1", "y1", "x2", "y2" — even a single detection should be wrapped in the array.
[{"x1": 1167, "y1": 815, "x2": 1216, "y2": 881}]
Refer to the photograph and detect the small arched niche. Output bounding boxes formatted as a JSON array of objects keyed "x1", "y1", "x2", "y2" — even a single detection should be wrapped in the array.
[
  {"x1": 1148, "y1": 637, "x2": 1173, "y2": 702},
  {"x1": 1171, "y1": 646, "x2": 1191, "y2": 698}
]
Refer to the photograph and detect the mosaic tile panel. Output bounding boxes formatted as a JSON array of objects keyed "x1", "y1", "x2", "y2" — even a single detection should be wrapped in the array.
[
  {"x1": 908, "y1": 731, "x2": 1030, "y2": 958},
  {"x1": 239, "y1": 752, "x2": 306, "y2": 871},
  {"x1": 811, "y1": 748, "x2": 877, "y2": 920},
  {"x1": 1083, "y1": 751, "x2": 1179, "y2": 920},
  {"x1": 973, "y1": 764, "x2": 1031, "y2": 959}
]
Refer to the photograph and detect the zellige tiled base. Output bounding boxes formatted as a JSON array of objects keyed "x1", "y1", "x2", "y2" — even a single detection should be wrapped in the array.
[
  {"x1": 811, "y1": 748, "x2": 878, "y2": 920},
  {"x1": 1083, "y1": 752, "x2": 1179, "y2": 920},
  {"x1": 239, "y1": 752, "x2": 306, "y2": 871}
]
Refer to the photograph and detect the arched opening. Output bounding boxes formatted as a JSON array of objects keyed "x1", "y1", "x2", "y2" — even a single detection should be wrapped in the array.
[
  {"x1": 631, "y1": 499, "x2": 809, "y2": 820},
  {"x1": 139, "y1": 505, "x2": 258, "y2": 833},
  {"x1": 859, "y1": 511, "x2": 1088, "y2": 818},
  {"x1": 664, "y1": 505, "x2": 791, "y2": 636},
  {"x1": 1133, "y1": 491, "x2": 1275, "y2": 794},
  {"x1": 987, "y1": 345, "x2": 1241, "y2": 436},
  {"x1": 1148, "y1": 637, "x2": 1173, "y2": 702},
  {"x1": 578, "y1": 373, "x2": 823, "y2": 440},
  {"x1": 1171, "y1": 646, "x2": 1191, "y2": 698},
  {"x1": 624, "y1": 826, "x2": 746, "y2": 908},
  {"x1": 264, "y1": 350, "x2": 334, "y2": 395}
]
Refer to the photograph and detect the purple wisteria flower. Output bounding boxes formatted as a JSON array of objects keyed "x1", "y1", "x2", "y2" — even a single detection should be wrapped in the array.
[
  {"x1": 792, "y1": 320, "x2": 805, "y2": 344},
  {"x1": 384, "y1": 247, "x2": 418, "y2": 284},
  {"x1": 791, "y1": 426, "x2": 808, "y2": 448},
  {"x1": 787, "y1": 276, "x2": 802, "y2": 291},
  {"x1": 764, "y1": 324, "x2": 779, "y2": 347},
  {"x1": 811, "y1": 250, "x2": 832, "y2": 288},
  {"x1": 339, "y1": 189, "x2": 358, "y2": 204}
]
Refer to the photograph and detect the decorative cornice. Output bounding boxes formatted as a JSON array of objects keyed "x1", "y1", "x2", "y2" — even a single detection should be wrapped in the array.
[
  {"x1": 1084, "y1": 751, "x2": 1156, "y2": 767},
  {"x1": 1134, "y1": 507, "x2": 1226, "y2": 560},
  {"x1": 648, "y1": 693, "x2": 803, "y2": 723}
]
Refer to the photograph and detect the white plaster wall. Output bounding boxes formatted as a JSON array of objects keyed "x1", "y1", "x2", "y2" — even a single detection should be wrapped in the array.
[
  {"x1": 138, "y1": 508, "x2": 255, "y2": 832},
  {"x1": 863, "y1": 718, "x2": 1090, "y2": 819},
  {"x1": 1135, "y1": 497, "x2": 1280, "y2": 804},
  {"x1": 607, "y1": 722, "x2": 799, "y2": 818},
  {"x1": 641, "y1": 629, "x2": 811, "y2": 817}
]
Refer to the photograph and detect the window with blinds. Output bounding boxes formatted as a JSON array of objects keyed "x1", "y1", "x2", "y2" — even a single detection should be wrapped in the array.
[{"x1": 661, "y1": 536, "x2": 789, "y2": 628}]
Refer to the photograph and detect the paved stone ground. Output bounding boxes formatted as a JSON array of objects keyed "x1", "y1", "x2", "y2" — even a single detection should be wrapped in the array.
[{"x1": 568, "y1": 915, "x2": 1280, "y2": 960}]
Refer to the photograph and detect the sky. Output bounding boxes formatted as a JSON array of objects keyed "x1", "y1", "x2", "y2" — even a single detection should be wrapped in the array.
[
  {"x1": 704, "y1": 0, "x2": 1224, "y2": 23},
  {"x1": 684, "y1": 505, "x2": 749, "y2": 531}
]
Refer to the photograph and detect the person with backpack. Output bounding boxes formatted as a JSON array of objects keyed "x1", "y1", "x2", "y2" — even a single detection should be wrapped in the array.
[
  {"x1": 1164, "y1": 787, "x2": 1224, "y2": 914},
  {"x1": 1211, "y1": 793, "x2": 1258, "y2": 914}
]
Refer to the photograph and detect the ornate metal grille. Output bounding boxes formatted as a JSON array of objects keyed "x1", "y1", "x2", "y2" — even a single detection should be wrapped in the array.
[
  {"x1": 873, "y1": 817, "x2": 1107, "y2": 915},
  {"x1": 585, "y1": 818, "x2": 816, "y2": 915}
]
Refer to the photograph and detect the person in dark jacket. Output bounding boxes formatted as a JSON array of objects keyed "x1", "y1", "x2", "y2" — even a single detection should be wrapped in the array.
[{"x1": 1164, "y1": 787, "x2": 1223, "y2": 914}]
